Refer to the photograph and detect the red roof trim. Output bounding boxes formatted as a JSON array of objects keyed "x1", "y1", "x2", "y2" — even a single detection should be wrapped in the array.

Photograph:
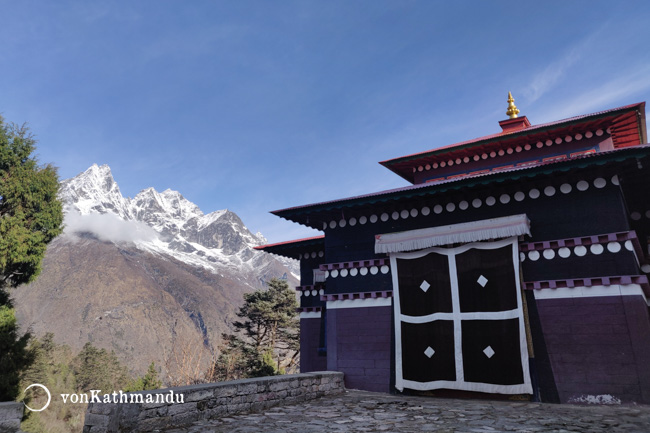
[
  {"x1": 379, "y1": 102, "x2": 645, "y2": 183},
  {"x1": 380, "y1": 102, "x2": 644, "y2": 165}
]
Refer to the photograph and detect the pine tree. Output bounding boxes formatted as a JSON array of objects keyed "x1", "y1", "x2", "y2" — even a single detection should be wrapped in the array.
[
  {"x1": 125, "y1": 362, "x2": 163, "y2": 391},
  {"x1": 72, "y1": 343, "x2": 130, "y2": 392},
  {"x1": 211, "y1": 278, "x2": 299, "y2": 381},
  {"x1": 0, "y1": 116, "x2": 63, "y2": 401}
]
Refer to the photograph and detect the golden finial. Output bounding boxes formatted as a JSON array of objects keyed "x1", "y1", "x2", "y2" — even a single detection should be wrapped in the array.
[{"x1": 506, "y1": 91, "x2": 520, "y2": 119}]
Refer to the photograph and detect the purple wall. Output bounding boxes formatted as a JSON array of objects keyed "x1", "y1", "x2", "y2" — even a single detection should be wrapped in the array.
[
  {"x1": 326, "y1": 306, "x2": 392, "y2": 392},
  {"x1": 536, "y1": 295, "x2": 650, "y2": 404},
  {"x1": 300, "y1": 318, "x2": 327, "y2": 373}
]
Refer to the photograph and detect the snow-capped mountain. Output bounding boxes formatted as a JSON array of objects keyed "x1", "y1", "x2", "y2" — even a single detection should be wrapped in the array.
[
  {"x1": 13, "y1": 164, "x2": 297, "y2": 377},
  {"x1": 60, "y1": 164, "x2": 295, "y2": 277}
]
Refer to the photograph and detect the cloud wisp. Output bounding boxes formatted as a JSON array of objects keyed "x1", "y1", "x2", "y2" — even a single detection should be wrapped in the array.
[{"x1": 63, "y1": 208, "x2": 159, "y2": 244}]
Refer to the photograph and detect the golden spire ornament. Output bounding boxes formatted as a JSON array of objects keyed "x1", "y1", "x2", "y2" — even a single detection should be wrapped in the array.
[{"x1": 506, "y1": 91, "x2": 520, "y2": 119}]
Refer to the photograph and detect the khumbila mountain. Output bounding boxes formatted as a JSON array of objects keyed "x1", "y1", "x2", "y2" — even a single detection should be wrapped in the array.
[{"x1": 13, "y1": 164, "x2": 297, "y2": 377}]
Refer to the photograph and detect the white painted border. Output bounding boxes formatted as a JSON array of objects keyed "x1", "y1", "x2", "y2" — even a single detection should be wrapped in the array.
[
  {"x1": 533, "y1": 284, "x2": 649, "y2": 306},
  {"x1": 326, "y1": 297, "x2": 392, "y2": 310},
  {"x1": 300, "y1": 311, "x2": 322, "y2": 319},
  {"x1": 391, "y1": 236, "x2": 532, "y2": 394}
]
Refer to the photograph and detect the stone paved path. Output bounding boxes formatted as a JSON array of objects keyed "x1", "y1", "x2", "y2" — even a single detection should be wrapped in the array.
[{"x1": 163, "y1": 390, "x2": 650, "y2": 433}]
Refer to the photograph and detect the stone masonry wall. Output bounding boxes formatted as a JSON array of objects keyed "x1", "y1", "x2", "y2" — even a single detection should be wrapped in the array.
[
  {"x1": 300, "y1": 317, "x2": 327, "y2": 372},
  {"x1": 0, "y1": 401, "x2": 24, "y2": 433},
  {"x1": 327, "y1": 306, "x2": 392, "y2": 392},
  {"x1": 536, "y1": 295, "x2": 650, "y2": 404},
  {"x1": 83, "y1": 371, "x2": 344, "y2": 432}
]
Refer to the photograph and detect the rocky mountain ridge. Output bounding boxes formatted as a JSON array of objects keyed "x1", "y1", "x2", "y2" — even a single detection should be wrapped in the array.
[{"x1": 13, "y1": 164, "x2": 297, "y2": 377}]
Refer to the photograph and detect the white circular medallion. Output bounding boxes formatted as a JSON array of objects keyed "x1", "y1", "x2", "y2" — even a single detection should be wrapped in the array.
[
  {"x1": 514, "y1": 192, "x2": 525, "y2": 201},
  {"x1": 631, "y1": 212, "x2": 641, "y2": 221},
  {"x1": 529, "y1": 189, "x2": 540, "y2": 199},
  {"x1": 446, "y1": 203, "x2": 456, "y2": 212},
  {"x1": 330, "y1": 269, "x2": 339, "y2": 278},
  {"x1": 576, "y1": 181, "x2": 589, "y2": 191},
  {"x1": 311, "y1": 252, "x2": 317, "y2": 258},
  {"x1": 349, "y1": 217, "x2": 357, "y2": 226},
  {"x1": 472, "y1": 198, "x2": 482, "y2": 208},
  {"x1": 311, "y1": 290, "x2": 317, "y2": 296},
  {"x1": 611, "y1": 175, "x2": 619, "y2": 186},
  {"x1": 486, "y1": 196, "x2": 496, "y2": 206},
  {"x1": 544, "y1": 186, "x2": 556, "y2": 197},
  {"x1": 340, "y1": 269, "x2": 348, "y2": 277},
  {"x1": 560, "y1": 183, "x2": 572, "y2": 194},
  {"x1": 543, "y1": 249, "x2": 555, "y2": 260},
  {"x1": 624, "y1": 240, "x2": 634, "y2": 251},
  {"x1": 434, "y1": 205, "x2": 443, "y2": 214},
  {"x1": 500, "y1": 194, "x2": 511, "y2": 204},
  {"x1": 590, "y1": 244, "x2": 604, "y2": 255},
  {"x1": 401, "y1": 210, "x2": 409, "y2": 219},
  {"x1": 360, "y1": 267, "x2": 368, "y2": 276},
  {"x1": 520, "y1": 252, "x2": 526, "y2": 262},
  {"x1": 607, "y1": 242, "x2": 621, "y2": 253},
  {"x1": 641, "y1": 264, "x2": 650, "y2": 273},
  {"x1": 410, "y1": 208, "x2": 418, "y2": 217},
  {"x1": 574, "y1": 246, "x2": 587, "y2": 256},
  {"x1": 459, "y1": 201, "x2": 469, "y2": 210},
  {"x1": 350, "y1": 268, "x2": 358, "y2": 277},
  {"x1": 391, "y1": 211, "x2": 399, "y2": 220},
  {"x1": 593, "y1": 178, "x2": 606, "y2": 189},
  {"x1": 421, "y1": 206, "x2": 430, "y2": 216},
  {"x1": 339, "y1": 219, "x2": 347, "y2": 228},
  {"x1": 528, "y1": 251, "x2": 540, "y2": 261},
  {"x1": 370, "y1": 266, "x2": 379, "y2": 275},
  {"x1": 380, "y1": 265, "x2": 390, "y2": 274},
  {"x1": 359, "y1": 216, "x2": 368, "y2": 225},
  {"x1": 558, "y1": 247, "x2": 571, "y2": 258},
  {"x1": 380, "y1": 213, "x2": 389, "y2": 222},
  {"x1": 329, "y1": 221, "x2": 337, "y2": 229}
]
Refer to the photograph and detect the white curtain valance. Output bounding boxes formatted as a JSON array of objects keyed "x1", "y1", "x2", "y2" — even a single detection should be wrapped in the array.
[{"x1": 374, "y1": 214, "x2": 530, "y2": 254}]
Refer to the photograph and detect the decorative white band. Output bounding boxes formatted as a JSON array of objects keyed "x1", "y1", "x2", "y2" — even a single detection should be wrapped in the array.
[
  {"x1": 326, "y1": 297, "x2": 392, "y2": 310},
  {"x1": 300, "y1": 311, "x2": 322, "y2": 319},
  {"x1": 533, "y1": 284, "x2": 648, "y2": 305}
]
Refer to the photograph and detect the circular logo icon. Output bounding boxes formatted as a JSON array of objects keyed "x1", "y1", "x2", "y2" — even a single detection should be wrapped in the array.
[{"x1": 23, "y1": 384, "x2": 51, "y2": 412}]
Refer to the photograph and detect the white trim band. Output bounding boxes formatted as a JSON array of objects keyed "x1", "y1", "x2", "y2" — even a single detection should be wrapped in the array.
[
  {"x1": 300, "y1": 311, "x2": 322, "y2": 319},
  {"x1": 533, "y1": 284, "x2": 648, "y2": 305},
  {"x1": 326, "y1": 297, "x2": 392, "y2": 310}
]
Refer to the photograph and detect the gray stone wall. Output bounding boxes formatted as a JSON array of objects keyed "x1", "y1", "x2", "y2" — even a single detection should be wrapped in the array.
[
  {"x1": 0, "y1": 401, "x2": 24, "y2": 433},
  {"x1": 83, "y1": 371, "x2": 344, "y2": 432}
]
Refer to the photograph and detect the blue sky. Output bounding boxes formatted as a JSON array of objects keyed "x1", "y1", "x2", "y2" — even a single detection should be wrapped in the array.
[{"x1": 2, "y1": 1, "x2": 650, "y2": 243}]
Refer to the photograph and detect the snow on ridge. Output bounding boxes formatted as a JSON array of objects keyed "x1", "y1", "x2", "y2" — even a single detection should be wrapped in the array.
[{"x1": 58, "y1": 164, "x2": 297, "y2": 276}]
